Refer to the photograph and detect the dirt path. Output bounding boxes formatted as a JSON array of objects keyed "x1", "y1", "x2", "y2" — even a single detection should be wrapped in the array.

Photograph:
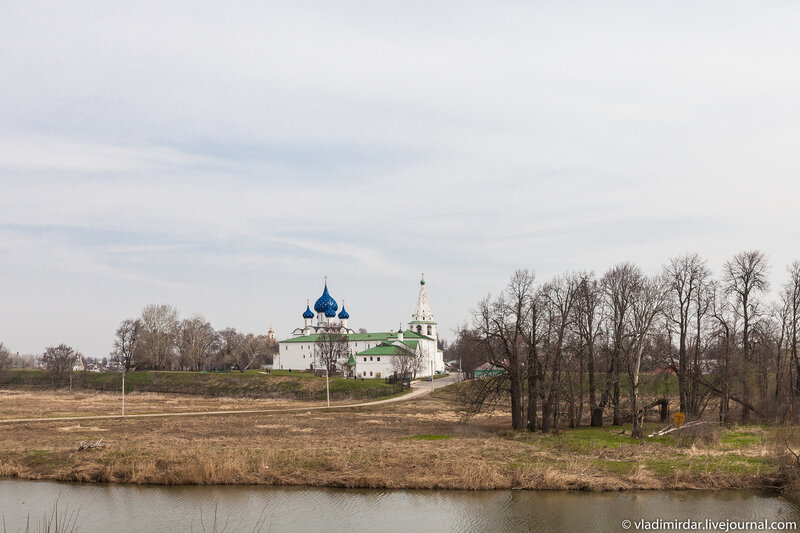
[{"x1": 0, "y1": 374, "x2": 459, "y2": 424}]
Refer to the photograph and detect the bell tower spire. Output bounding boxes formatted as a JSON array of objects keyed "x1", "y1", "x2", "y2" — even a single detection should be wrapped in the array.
[{"x1": 409, "y1": 274, "x2": 436, "y2": 339}]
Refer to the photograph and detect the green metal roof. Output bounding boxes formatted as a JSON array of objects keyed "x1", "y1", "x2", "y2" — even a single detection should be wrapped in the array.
[
  {"x1": 345, "y1": 354, "x2": 357, "y2": 366},
  {"x1": 409, "y1": 320, "x2": 437, "y2": 325},
  {"x1": 281, "y1": 332, "x2": 389, "y2": 344},
  {"x1": 356, "y1": 341, "x2": 418, "y2": 356},
  {"x1": 280, "y1": 330, "x2": 432, "y2": 344}
]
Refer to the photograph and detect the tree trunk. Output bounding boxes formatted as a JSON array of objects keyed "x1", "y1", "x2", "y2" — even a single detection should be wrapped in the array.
[
  {"x1": 510, "y1": 371, "x2": 524, "y2": 430},
  {"x1": 526, "y1": 374, "x2": 539, "y2": 431},
  {"x1": 591, "y1": 406, "x2": 604, "y2": 426},
  {"x1": 678, "y1": 329, "x2": 688, "y2": 414},
  {"x1": 541, "y1": 400, "x2": 551, "y2": 433},
  {"x1": 588, "y1": 341, "x2": 598, "y2": 426},
  {"x1": 741, "y1": 299, "x2": 751, "y2": 424},
  {"x1": 631, "y1": 345, "x2": 644, "y2": 439}
]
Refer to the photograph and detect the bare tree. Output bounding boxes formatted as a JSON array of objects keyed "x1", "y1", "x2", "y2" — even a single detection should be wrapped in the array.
[
  {"x1": 111, "y1": 318, "x2": 142, "y2": 371},
  {"x1": 138, "y1": 304, "x2": 179, "y2": 370},
  {"x1": 539, "y1": 274, "x2": 578, "y2": 433},
  {"x1": 313, "y1": 332, "x2": 350, "y2": 375},
  {"x1": 215, "y1": 327, "x2": 240, "y2": 370},
  {"x1": 473, "y1": 270, "x2": 536, "y2": 430},
  {"x1": 573, "y1": 272, "x2": 605, "y2": 426},
  {"x1": 664, "y1": 253, "x2": 709, "y2": 417},
  {"x1": 42, "y1": 344, "x2": 78, "y2": 386},
  {"x1": 688, "y1": 272, "x2": 714, "y2": 418},
  {"x1": 445, "y1": 327, "x2": 488, "y2": 379},
  {"x1": 709, "y1": 282, "x2": 738, "y2": 422},
  {"x1": 0, "y1": 343, "x2": 11, "y2": 370},
  {"x1": 392, "y1": 347, "x2": 423, "y2": 379},
  {"x1": 524, "y1": 288, "x2": 545, "y2": 431},
  {"x1": 176, "y1": 315, "x2": 218, "y2": 370},
  {"x1": 628, "y1": 273, "x2": 668, "y2": 438},
  {"x1": 235, "y1": 333, "x2": 271, "y2": 372},
  {"x1": 10, "y1": 353, "x2": 36, "y2": 369},
  {"x1": 723, "y1": 251, "x2": 769, "y2": 423},
  {"x1": 598, "y1": 263, "x2": 640, "y2": 426},
  {"x1": 784, "y1": 261, "x2": 800, "y2": 401}
]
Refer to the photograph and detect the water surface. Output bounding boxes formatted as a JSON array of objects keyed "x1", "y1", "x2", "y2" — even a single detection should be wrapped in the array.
[{"x1": 1, "y1": 480, "x2": 798, "y2": 532}]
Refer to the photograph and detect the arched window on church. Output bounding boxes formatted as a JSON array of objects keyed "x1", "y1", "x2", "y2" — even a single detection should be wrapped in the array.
[
  {"x1": 427, "y1": 325, "x2": 432, "y2": 335},
  {"x1": 416, "y1": 325, "x2": 422, "y2": 333}
]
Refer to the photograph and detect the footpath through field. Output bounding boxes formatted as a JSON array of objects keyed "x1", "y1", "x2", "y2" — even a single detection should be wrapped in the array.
[{"x1": 0, "y1": 374, "x2": 459, "y2": 424}]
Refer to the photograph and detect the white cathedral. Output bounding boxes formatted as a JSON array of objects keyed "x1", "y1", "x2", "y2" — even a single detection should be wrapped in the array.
[{"x1": 276, "y1": 276, "x2": 445, "y2": 378}]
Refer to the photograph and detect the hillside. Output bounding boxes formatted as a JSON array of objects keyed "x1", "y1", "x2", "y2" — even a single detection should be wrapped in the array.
[{"x1": 0, "y1": 369, "x2": 403, "y2": 401}]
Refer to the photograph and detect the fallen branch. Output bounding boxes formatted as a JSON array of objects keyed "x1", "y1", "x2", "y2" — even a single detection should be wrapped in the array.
[
  {"x1": 647, "y1": 420, "x2": 708, "y2": 438},
  {"x1": 75, "y1": 438, "x2": 109, "y2": 452}
]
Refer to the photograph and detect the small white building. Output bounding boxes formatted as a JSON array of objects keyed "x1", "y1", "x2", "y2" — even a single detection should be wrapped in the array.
[{"x1": 277, "y1": 276, "x2": 445, "y2": 378}]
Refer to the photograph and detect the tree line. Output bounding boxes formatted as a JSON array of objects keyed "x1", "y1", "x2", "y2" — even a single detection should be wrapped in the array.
[
  {"x1": 452, "y1": 251, "x2": 800, "y2": 437},
  {"x1": 0, "y1": 304, "x2": 278, "y2": 375},
  {"x1": 112, "y1": 304, "x2": 277, "y2": 371}
]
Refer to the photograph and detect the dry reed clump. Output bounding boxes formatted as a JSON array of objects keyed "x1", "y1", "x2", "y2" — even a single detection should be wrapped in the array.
[
  {"x1": 764, "y1": 426, "x2": 800, "y2": 493},
  {"x1": 669, "y1": 423, "x2": 720, "y2": 447},
  {"x1": 0, "y1": 460, "x2": 24, "y2": 478}
]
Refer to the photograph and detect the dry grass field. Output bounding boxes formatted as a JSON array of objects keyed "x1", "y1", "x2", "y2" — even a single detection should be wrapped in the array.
[
  {"x1": 0, "y1": 387, "x2": 796, "y2": 491},
  {"x1": 0, "y1": 390, "x2": 305, "y2": 419}
]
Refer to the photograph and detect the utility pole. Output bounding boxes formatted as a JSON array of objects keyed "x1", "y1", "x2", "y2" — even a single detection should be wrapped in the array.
[
  {"x1": 326, "y1": 366, "x2": 330, "y2": 408},
  {"x1": 431, "y1": 356, "x2": 434, "y2": 391},
  {"x1": 122, "y1": 367, "x2": 126, "y2": 417}
]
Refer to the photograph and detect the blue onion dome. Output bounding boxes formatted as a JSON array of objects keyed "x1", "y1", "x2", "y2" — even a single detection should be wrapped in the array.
[
  {"x1": 302, "y1": 304, "x2": 314, "y2": 319},
  {"x1": 324, "y1": 306, "x2": 337, "y2": 318},
  {"x1": 314, "y1": 282, "x2": 338, "y2": 313},
  {"x1": 338, "y1": 306, "x2": 349, "y2": 319}
]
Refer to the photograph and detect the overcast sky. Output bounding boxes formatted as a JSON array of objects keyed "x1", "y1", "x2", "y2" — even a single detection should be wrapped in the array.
[{"x1": 2, "y1": 2, "x2": 799, "y2": 357}]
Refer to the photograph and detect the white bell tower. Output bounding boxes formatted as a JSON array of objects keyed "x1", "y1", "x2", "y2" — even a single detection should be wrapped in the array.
[{"x1": 409, "y1": 273, "x2": 437, "y2": 339}]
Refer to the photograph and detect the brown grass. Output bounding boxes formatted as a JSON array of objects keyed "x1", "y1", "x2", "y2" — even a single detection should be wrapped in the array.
[
  {"x1": 0, "y1": 388, "x2": 793, "y2": 491},
  {"x1": 0, "y1": 390, "x2": 304, "y2": 419}
]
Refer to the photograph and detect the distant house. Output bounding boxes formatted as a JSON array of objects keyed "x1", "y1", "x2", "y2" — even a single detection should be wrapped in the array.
[{"x1": 474, "y1": 362, "x2": 507, "y2": 378}]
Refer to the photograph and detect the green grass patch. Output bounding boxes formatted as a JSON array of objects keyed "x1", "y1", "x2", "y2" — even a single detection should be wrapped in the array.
[
  {"x1": 720, "y1": 429, "x2": 764, "y2": 448},
  {"x1": 328, "y1": 378, "x2": 397, "y2": 395},
  {"x1": 515, "y1": 425, "x2": 646, "y2": 453},
  {"x1": 645, "y1": 454, "x2": 769, "y2": 476},
  {"x1": 556, "y1": 426, "x2": 632, "y2": 449},
  {"x1": 407, "y1": 434, "x2": 453, "y2": 441},
  {"x1": 24, "y1": 449, "x2": 71, "y2": 471},
  {"x1": 0, "y1": 369, "x2": 403, "y2": 401},
  {"x1": 265, "y1": 369, "x2": 315, "y2": 378}
]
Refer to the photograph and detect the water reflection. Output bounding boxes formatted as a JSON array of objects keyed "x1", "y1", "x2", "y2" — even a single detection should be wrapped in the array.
[{"x1": 0, "y1": 480, "x2": 798, "y2": 533}]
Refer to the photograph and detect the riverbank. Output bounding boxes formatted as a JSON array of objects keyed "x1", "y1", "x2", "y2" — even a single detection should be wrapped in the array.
[{"x1": 0, "y1": 388, "x2": 796, "y2": 492}]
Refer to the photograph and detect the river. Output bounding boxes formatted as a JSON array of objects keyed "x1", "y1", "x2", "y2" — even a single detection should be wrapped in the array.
[{"x1": 1, "y1": 480, "x2": 798, "y2": 532}]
